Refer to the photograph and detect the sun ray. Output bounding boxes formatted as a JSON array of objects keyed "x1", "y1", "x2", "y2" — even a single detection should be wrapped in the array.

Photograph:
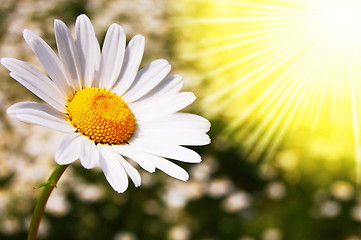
[
  {"x1": 172, "y1": 0, "x2": 361, "y2": 179},
  {"x1": 208, "y1": 24, "x2": 323, "y2": 119},
  {"x1": 204, "y1": 23, "x2": 319, "y2": 107},
  {"x1": 263, "y1": 44, "x2": 334, "y2": 161},
  {"x1": 242, "y1": 40, "x2": 330, "y2": 161}
]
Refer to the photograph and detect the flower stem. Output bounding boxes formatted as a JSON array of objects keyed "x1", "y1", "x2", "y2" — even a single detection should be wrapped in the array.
[{"x1": 27, "y1": 164, "x2": 69, "y2": 240}]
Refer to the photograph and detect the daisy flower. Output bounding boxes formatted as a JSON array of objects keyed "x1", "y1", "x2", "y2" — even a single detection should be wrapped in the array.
[{"x1": 2, "y1": 14, "x2": 210, "y2": 193}]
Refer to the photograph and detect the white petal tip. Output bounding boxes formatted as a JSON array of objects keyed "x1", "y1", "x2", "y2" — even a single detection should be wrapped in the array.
[
  {"x1": 54, "y1": 155, "x2": 62, "y2": 165},
  {"x1": 76, "y1": 14, "x2": 90, "y2": 25},
  {"x1": 54, "y1": 19, "x2": 67, "y2": 29},
  {"x1": 117, "y1": 187, "x2": 128, "y2": 193},
  {"x1": 0, "y1": 59, "x2": 16, "y2": 72},
  {"x1": 157, "y1": 59, "x2": 169, "y2": 64},
  {"x1": 78, "y1": 14, "x2": 88, "y2": 18},
  {"x1": 0, "y1": 57, "x2": 10, "y2": 65},
  {"x1": 179, "y1": 174, "x2": 189, "y2": 181},
  {"x1": 203, "y1": 136, "x2": 211, "y2": 145},
  {"x1": 109, "y1": 23, "x2": 123, "y2": 30},
  {"x1": 6, "y1": 108, "x2": 14, "y2": 117},
  {"x1": 107, "y1": 179, "x2": 129, "y2": 194},
  {"x1": 134, "y1": 34, "x2": 145, "y2": 41},
  {"x1": 23, "y1": 29, "x2": 34, "y2": 38},
  {"x1": 6, "y1": 105, "x2": 20, "y2": 117}
]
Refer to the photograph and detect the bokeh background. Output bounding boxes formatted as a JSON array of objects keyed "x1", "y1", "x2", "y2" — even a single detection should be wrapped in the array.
[{"x1": 1, "y1": 0, "x2": 361, "y2": 239}]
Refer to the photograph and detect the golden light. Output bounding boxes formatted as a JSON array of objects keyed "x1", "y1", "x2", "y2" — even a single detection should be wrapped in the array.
[{"x1": 172, "y1": 0, "x2": 361, "y2": 181}]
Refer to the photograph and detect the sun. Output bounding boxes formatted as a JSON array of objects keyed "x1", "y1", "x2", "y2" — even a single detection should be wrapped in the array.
[
  {"x1": 316, "y1": 0, "x2": 361, "y2": 48},
  {"x1": 172, "y1": 0, "x2": 361, "y2": 181}
]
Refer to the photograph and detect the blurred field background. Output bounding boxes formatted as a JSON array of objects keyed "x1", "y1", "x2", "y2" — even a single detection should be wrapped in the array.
[{"x1": 0, "y1": 0, "x2": 360, "y2": 240}]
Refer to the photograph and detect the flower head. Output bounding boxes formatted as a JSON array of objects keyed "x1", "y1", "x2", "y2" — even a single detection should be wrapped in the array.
[{"x1": 2, "y1": 14, "x2": 210, "y2": 193}]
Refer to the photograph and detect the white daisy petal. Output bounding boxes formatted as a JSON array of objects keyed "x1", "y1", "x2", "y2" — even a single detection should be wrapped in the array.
[
  {"x1": 55, "y1": 133, "x2": 82, "y2": 165},
  {"x1": 1, "y1": 58, "x2": 65, "y2": 112},
  {"x1": 23, "y1": 29, "x2": 71, "y2": 96},
  {"x1": 54, "y1": 19, "x2": 81, "y2": 89},
  {"x1": 118, "y1": 144, "x2": 188, "y2": 181},
  {"x1": 138, "y1": 113, "x2": 211, "y2": 132},
  {"x1": 123, "y1": 59, "x2": 171, "y2": 102},
  {"x1": 112, "y1": 147, "x2": 141, "y2": 187},
  {"x1": 79, "y1": 136, "x2": 99, "y2": 169},
  {"x1": 130, "y1": 137, "x2": 202, "y2": 163},
  {"x1": 97, "y1": 23, "x2": 126, "y2": 89},
  {"x1": 151, "y1": 74, "x2": 184, "y2": 96},
  {"x1": 138, "y1": 129, "x2": 211, "y2": 146},
  {"x1": 112, "y1": 35, "x2": 145, "y2": 96},
  {"x1": 131, "y1": 92, "x2": 196, "y2": 121},
  {"x1": 152, "y1": 156, "x2": 189, "y2": 181},
  {"x1": 113, "y1": 144, "x2": 156, "y2": 173},
  {"x1": 7, "y1": 101, "x2": 74, "y2": 132},
  {"x1": 98, "y1": 144, "x2": 128, "y2": 193},
  {"x1": 75, "y1": 14, "x2": 101, "y2": 88},
  {"x1": 131, "y1": 74, "x2": 183, "y2": 105}
]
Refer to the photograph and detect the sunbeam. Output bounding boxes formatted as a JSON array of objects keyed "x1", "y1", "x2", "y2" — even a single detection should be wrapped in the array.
[{"x1": 173, "y1": 0, "x2": 361, "y2": 181}]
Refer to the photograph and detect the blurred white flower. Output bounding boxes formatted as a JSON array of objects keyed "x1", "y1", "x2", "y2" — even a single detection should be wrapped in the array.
[
  {"x1": 319, "y1": 200, "x2": 341, "y2": 218},
  {"x1": 350, "y1": 205, "x2": 361, "y2": 222},
  {"x1": 45, "y1": 191, "x2": 69, "y2": 216},
  {"x1": 262, "y1": 228, "x2": 283, "y2": 240},
  {"x1": 113, "y1": 232, "x2": 137, "y2": 240},
  {"x1": 208, "y1": 178, "x2": 233, "y2": 198},
  {"x1": 74, "y1": 183, "x2": 105, "y2": 202},
  {"x1": 222, "y1": 191, "x2": 251, "y2": 212},
  {"x1": 0, "y1": 217, "x2": 20, "y2": 235},
  {"x1": 331, "y1": 181, "x2": 354, "y2": 201},
  {"x1": 265, "y1": 181, "x2": 286, "y2": 200},
  {"x1": 168, "y1": 225, "x2": 190, "y2": 240}
]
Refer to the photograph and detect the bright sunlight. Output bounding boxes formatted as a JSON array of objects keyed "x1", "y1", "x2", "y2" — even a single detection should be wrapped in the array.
[
  {"x1": 316, "y1": 0, "x2": 361, "y2": 48},
  {"x1": 174, "y1": 0, "x2": 361, "y2": 181}
]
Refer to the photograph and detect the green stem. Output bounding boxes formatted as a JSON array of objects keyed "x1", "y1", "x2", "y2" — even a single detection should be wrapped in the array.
[{"x1": 27, "y1": 164, "x2": 69, "y2": 240}]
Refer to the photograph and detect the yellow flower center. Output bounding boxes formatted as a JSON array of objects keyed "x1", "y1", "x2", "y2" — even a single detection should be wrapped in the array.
[{"x1": 67, "y1": 88, "x2": 135, "y2": 145}]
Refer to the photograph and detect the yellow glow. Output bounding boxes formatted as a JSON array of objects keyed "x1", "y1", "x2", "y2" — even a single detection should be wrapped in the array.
[{"x1": 173, "y1": 0, "x2": 361, "y2": 180}]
